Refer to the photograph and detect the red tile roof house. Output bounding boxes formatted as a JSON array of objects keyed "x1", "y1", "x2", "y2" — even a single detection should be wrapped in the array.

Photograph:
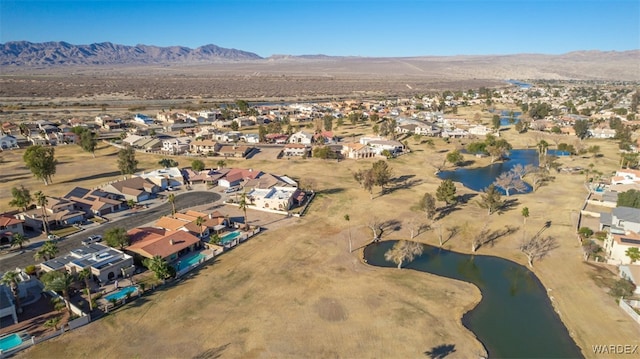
[
  {"x1": 218, "y1": 168, "x2": 263, "y2": 188},
  {"x1": 0, "y1": 215, "x2": 25, "y2": 246},
  {"x1": 126, "y1": 227, "x2": 202, "y2": 263}
]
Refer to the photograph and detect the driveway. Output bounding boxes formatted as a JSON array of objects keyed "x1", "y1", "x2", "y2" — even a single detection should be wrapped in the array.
[{"x1": 0, "y1": 191, "x2": 221, "y2": 272}]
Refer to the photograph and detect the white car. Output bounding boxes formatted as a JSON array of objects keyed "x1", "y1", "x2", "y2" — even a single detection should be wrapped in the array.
[{"x1": 82, "y1": 235, "x2": 102, "y2": 245}]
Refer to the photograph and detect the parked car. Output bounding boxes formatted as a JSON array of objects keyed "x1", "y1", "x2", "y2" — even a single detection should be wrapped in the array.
[
  {"x1": 47, "y1": 234, "x2": 60, "y2": 241},
  {"x1": 224, "y1": 186, "x2": 241, "y2": 193},
  {"x1": 82, "y1": 235, "x2": 102, "y2": 246}
]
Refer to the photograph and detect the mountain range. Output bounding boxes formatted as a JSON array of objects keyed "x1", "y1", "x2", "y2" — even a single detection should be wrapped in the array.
[
  {"x1": 1, "y1": 41, "x2": 638, "y2": 82},
  {"x1": 0, "y1": 41, "x2": 262, "y2": 66}
]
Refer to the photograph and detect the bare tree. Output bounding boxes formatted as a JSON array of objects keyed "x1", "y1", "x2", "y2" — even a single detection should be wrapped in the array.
[
  {"x1": 493, "y1": 171, "x2": 527, "y2": 197},
  {"x1": 406, "y1": 216, "x2": 422, "y2": 240},
  {"x1": 471, "y1": 222, "x2": 490, "y2": 253},
  {"x1": 384, "y1": 240, "x2": 424, "y2": 269},
  {"x1": 520, "y1": 235, "x2": 557, "y2": 267},
  {"x1": 367, "y1": 217, "x2": 384, "y2": 242}
]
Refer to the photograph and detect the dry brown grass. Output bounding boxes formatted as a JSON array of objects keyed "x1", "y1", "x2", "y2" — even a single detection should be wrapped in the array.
[{"x1": 8, "y1": 116, "x2": 640, "y2": 358}]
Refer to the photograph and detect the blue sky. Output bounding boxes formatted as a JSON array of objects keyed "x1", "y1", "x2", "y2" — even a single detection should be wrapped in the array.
[{"x1": 1, "y1": 0, "x2": 638, "y2": 57}]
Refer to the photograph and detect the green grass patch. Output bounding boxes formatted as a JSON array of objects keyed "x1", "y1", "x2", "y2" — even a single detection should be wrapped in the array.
[{"x1": 50, "y1": 226, "x2": 82, "y2": 237}]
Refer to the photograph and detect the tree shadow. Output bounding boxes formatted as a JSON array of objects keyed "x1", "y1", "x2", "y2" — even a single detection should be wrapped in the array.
[
  {"x1": 458, "y1": 160, "x2": 475, "y2": 167},
  {"x1": 498, "y1": 198, "x2": 519, "y2": 214},
  {"x1": 384, "y1": 179, "x2": 423, "y2": 195},
  {"x1": 457, "y1": 193, "x2": 477, "y2": 205},
  {"x1": 477, "y1": 224, "x2": 519, "y2": 250},
  {"x1": 317, "y1": 187, "x2": 345, "y2": 195},
  {"x1": 435, "y1": 204, "x2": 461, "y2": 221},
  {"x1": 424, "y1": 344, "x2": 456, "y2": 358},
  {"x1": 192, "y1": 343, "x2": 230, "y2": 359},
  {"x1": 61, "y1": 170, "x2": 122, "y2": 183}
]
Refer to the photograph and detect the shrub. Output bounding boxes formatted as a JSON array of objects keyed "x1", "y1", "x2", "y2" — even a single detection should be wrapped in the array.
[
  {"x1": 24, "y1": 265, "x2": 37, "y2": 275},
  {"x1": 594, "y1": 231, "x2": 608, "y2": 241},
  {"x1": 610, "y1": 278, "x2": 636, "y2": 298},
  {"x1": 578, "y1": 227, "x2": 594, "y2": 238}
]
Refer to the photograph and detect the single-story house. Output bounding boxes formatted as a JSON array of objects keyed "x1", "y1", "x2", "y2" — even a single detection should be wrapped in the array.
[
  {"x1": 0, "y1": 215, "x2": 25, "y2": 245},
  {"x1": 126, "y1": 228, "x2": 202, "y2": 262},
  {"x1": 103, "y1": 177, "x2": 159, "y2": 202},
  {"x1": 0, "y1": 134, "x2": 18, "y2": 150},
  {"x1": 64, "y1": 187, "x2": 126, "y2": 216}
]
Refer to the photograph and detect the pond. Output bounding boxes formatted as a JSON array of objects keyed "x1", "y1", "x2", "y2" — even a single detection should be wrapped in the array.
[
  {"x1": 437, "y1": 149, "x2": 539, "y2": 194},
  {"x1": 364, "y1": 242, "x2": 583, "y2": 358}
]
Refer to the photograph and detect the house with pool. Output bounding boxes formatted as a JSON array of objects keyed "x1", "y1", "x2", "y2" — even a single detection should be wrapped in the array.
[
  {"x1": 40, "y1": 244, "x2": 134, "y2": 284},
  {"x1": 126, "y1": 228, "x2": 202, "y2": 263}
]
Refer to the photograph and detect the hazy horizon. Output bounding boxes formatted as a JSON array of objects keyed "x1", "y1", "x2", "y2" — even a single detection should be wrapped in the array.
[{"x1": 1, "y1": 0, "x2": 638, "y2": 58}]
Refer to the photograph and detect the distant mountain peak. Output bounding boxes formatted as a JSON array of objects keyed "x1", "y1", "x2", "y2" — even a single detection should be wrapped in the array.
[{"x1": 0, "y1": 41, "x2": 263, "y2": 67}]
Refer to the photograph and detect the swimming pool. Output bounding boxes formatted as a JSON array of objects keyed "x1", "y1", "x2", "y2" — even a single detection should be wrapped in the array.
[
  {"x1": 104, "y1": 286, "x2": 138, "y2": 302},
  {"x1": 0, "y1": 333, "x2": 22, "y2": 352},
  {"x1": 176, "y1": 252, "x2": 206, "y2": 272},
  {"x1": 220, "y1": 231, "x2": 241, "y2": 244}
]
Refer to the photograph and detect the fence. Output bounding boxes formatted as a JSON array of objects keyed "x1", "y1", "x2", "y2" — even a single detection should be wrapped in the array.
[{"x1": 619, "y1": 299, "x2": 640, "y2": 324}]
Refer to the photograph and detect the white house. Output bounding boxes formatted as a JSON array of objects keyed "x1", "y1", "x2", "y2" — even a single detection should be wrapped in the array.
[
  {"x1": 134, "y1": 167, "x2": 185, "y2": 189},
  {"x1": 611, "y1": 169, "x2": 640, "y2": 185},
  {"x1": 604, "y1": 230, "x2": 640, "y2": 265},
  {"x1": 468, "y1": 125, "x2": 495, "y2": 137},
  {"x1": 588, "y1": 128, "x2": 616, "y2": 139},
  {"x1": 162, "y1": 138, "x2": 190, "y2": 154},
  {"x1": 133, "y1": 114, "x2": 155, "y2": 125},
  {"x1": 289, "y1": 131, "x2": 314, "y2": 145},
  {"x1": 283, "y1": 143, "x2": 310, "y2": 157}
]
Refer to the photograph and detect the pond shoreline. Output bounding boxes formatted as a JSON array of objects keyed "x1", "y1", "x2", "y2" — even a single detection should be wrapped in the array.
[{"x1": 362, "y1": 240, "x2": 584, "y2": 358}]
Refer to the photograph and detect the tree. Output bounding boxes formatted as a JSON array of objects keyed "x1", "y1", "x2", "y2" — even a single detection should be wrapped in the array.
[
  {"x1": 77, "y1": 268, "x2": 93, "y2": 311},
  {"x1": 536, "y1": 140, "x2": 549, "y2": 159},
  {"x1": 477, "y1": 184, "x2": 504, "y2": 215},
  {"x1": 10, "y1": 233, "x2": 30, "y2": 250},
  {"x1": 167, "y1": 193, "x2": 176, "y2": 215},
  {"x1": 127, "y1": 199, "x2": 136, "y2": 209},
  {"x1": 158, "y1": 158, "x2": 179, "y2": 168},
  {"x1": 209, "y1": 233, "x2": 222, "y2": 245},
  {"x1": 617, "y1": 189, "x2": 640, "y2": 208},
  {"x1": 587, "y1": 145, "x2": 600, "y2": 158},
  {"x1": 104, "y1": 227, "x2": 130, "y2": 250},
  {"x1": 9, "y1": 185, "x2": 32, "y2": 212},
  {"x1": 34, "y1": 240, "x2": 58, "y2": 261},
  {"x1": 446, "y1": 150, "x2": 464, "y2": 167},
  {"x1": 626, "y1": 247, "x2": 640, "y2": 263},
  {"x1": 117, "y1": 146, "x2": 138, "y2": 175},
  {"x1": 491, "y1": 114, "x2": 501, "y2": 130},
  {"x1": 258, "y1": 124, "x2": 267, "y2": 143},
  {"x1": 230, "y1": 121, "x2": 239, "y2": 131},
  {"x1": 493, "y1": 171, "x2": 527, "y2": 196},
  {"x1": 418, "y1": 193, "x2": 437, "y2": 221},
  {"x1": 1, "y1": 271, "x2": 23, "y2": 313},
  {"x1": 44, "y1": 316, "x2": 62, "y2": 330},
  {"x1": 384, "y1": 240, "x2": 424, "y2": 269},
  {"x1": 573, "y1": 119, "x2": 590, "y2": 140},
  {"x1": 322, "y1": 115, "x2": 334, "y2": 131},
  {"x1": 41, "y1": 271, "x2": 75, "y2": 310},
  {"x1": 34, "y1": 190, "x2": 49, "y2": 236},
  {"x1": 371, "y1": 160, "x2": 392, "y2": 192},
  {"x1": 344, "y1": 214, "x2": 352, "y2": 253},
  {"x1": 79, "y1": 130, "x2": 98, "y2": 157},
  {"x1": 312, "y1": 146, "x2": 338, "y2": 160},
  {"x1": 23, "y1": 145, "x2": 58, "y2": 185},
  {"x1": 521, "y1": 207, "x2": 529, "y2": 241},
  {"x1": 191, "y1": 159, "x2": 205, "y2": 172},
  {"x1": 515, "y1": 120, "x2": 528, "y2": 133},
  {"x1": 610, "y1": 278, "x2": 636, "y2": 298},
  {"x1": 196, "y1": 216, "x2": 205, "y2": 238},
  {"x1": 520, "y1": 235, "x2": 557, "y2": 267},
  {"x1": 367, "y1": 218, "x2": 384, "y2": 242},
  {"x1": 436, "y1": 179, "x2": 457, "y2": 205},
  {"x1": 143, "y1": 255, "x2": 172, "y2": 282},
  {"x1": 216, "y1": 159, "x2": 226, "y2": 169},
  {"x1": 239, "y1": 191, "x2": 249, "y2": 230}
]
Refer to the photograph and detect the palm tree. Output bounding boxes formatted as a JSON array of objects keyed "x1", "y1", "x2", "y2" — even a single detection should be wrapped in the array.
[
  {"x1": 1, "y1": 271, "x2": 23, "y2": 313},
  {"x1": 143, "y1": 255, "x2": 171, "y2": 283},
  {"x1": 77, "y1": 268, "x2": 93, "y2": 311},
  {"x1": 167, "y1": 193, "x2": 176, "y2": 216},
  {"x1": 34, "y1": 190, "x2": 49, "y2": 236},
  {"x1": 521, "y1": 207, "x2": 529, "y2": 242},
  {"x1": 238, "y1": 192, "x2": 249, "y2": 230},
  {"x1": 10, "y1": 233, "x2": 30, "y2": 250},
  {"x1": 209, "y1": 233, "x2": 221, "y2": 245},
  {"x1": 41, "y1": 271, "x2": 75, "y2": 311},
  {"x1": 537, "y1": 140, "x2": 549, "y2": 159},
  {"x1": 196, "y1": 216, "x2": 205, "y2": 239},
  {"x1": 626, "y1": 247, "x2": 640, "y2": 263},
  {"x1": 127, "y1": 199, "x2": 136, "y2": 209},
  {"x1": 34, "y1": 240, "x2": 59, "y2": 261},
  {"x1": 344, "y1": 214, "x2": 352, "y2": 253}
]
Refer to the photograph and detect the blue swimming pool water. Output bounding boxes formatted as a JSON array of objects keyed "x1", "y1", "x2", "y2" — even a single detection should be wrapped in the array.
[
  {"x1": 0, "y1": 333, "x2": 22, "y2": 351},
  {"x1": 176, "y1": 252, "x2": 206, "y2": 271},
  {"x1": 104, "y1": 286, "x2": 137, "y2": 301},
  {"x1": 221, "y1": 231, "x2": 241, "y2": 244}
]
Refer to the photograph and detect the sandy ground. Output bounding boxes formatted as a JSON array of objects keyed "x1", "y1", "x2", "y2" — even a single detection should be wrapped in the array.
[{"x1": 7, "y1": 120, "x2": 640, "y2": 358}]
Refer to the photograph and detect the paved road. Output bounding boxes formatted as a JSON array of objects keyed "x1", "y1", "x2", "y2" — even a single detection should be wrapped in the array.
[{"x1": 0, "y1": 191, "x2": 220, "y2": 272}]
